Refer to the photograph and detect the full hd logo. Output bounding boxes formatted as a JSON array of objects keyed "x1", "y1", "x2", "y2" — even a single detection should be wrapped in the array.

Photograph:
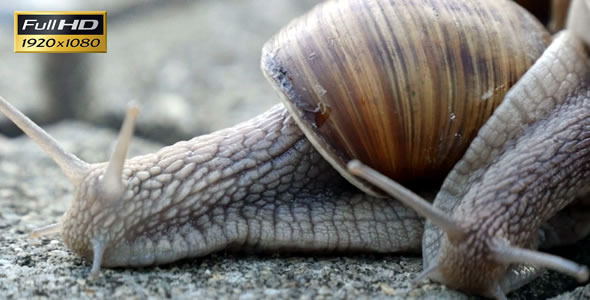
[
  {"x1": 19, "y1": 16, "x2": 102, "y2": 34},
  {"x1": 14, "y1": 11, "x2": 107, "y2": 53}
]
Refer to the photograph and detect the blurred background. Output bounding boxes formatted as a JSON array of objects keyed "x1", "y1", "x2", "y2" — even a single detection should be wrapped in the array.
[
  {"x1": 0, "y1": 0, "x2": 562, "y2": 145},
  {"x1": 0, "y1": 0, "x2": 322, "y2": 144}
]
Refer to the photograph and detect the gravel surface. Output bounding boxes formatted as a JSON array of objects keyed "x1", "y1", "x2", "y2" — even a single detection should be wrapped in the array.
[{"x1": 0, "y1": 122, "x2": 589, "y2": 300}]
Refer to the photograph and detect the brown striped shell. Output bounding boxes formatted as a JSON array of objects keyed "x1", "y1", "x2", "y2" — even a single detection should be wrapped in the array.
[{"x1": 261, "y1": 0, "x2": 550, "y2": 195}]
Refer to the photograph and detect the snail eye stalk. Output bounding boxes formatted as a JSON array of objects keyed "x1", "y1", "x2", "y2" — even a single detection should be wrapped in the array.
[
  {"x1": 102, "y1": 103, "x2": 140, "y2": 199},
  {"x1": 0, "y1": 96, "x2": 90, "y2": 185}
]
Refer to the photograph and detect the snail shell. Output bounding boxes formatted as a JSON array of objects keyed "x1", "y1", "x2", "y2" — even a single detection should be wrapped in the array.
[{"x1": 261, "y1": 0, "x2": 550, "y2": 195}]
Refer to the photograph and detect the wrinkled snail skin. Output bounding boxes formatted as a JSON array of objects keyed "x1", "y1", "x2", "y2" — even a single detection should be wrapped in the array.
[
  {"x1": 0, "y1": 98, "x2": 425, "y2": 269},
  {"x1": 60, "y1": 105, "x2": 425, "y2": 268},
  {"x1": 421, "y1": 30, "x2": 590, "y2": 297},
  {"x1": 349, "y1": 30, "x2": 590, "y2": 298}
]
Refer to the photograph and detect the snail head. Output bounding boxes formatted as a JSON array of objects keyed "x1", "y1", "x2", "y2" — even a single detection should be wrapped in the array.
[
  {"x1": 348, "y1": 160, "x2": 589, "y2": 298},
  {"x1": 0, "y1": 96, "x2": 139, "y2": 278}
]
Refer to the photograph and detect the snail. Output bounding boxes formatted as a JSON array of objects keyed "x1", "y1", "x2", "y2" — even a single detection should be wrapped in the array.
[
  {"x1": 349, "y1": 0, "x2": 590, "y2": 298},
  {"x1": 0, "y1": 0, "x2": 589, "y2": 299}
]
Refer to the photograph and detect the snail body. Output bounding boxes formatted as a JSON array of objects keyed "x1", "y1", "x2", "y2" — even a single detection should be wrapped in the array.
[
  {"x1": 349, "y1": 30, "x2": 590, "y2": 298},
  {"x1": 1, "y1": 0, "x2": 589, "y2": 299}
]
